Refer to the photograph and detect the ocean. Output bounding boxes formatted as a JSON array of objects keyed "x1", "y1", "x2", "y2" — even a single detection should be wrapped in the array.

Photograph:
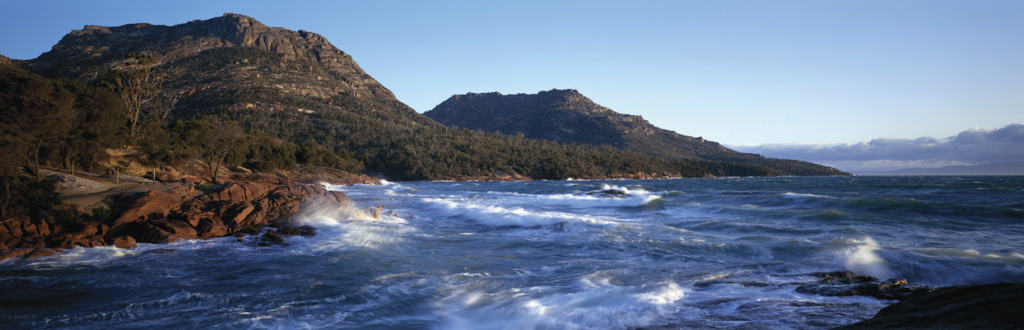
[{"x1": 2, "y1": 176, "x2": 1023, "y2": 328}]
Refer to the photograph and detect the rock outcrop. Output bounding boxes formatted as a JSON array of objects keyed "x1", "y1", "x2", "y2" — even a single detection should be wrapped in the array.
[
  {"x1": 795, "y1": 271, "x2": 933, "y2": 300},
  {"x1": 28, "y1": 13, "x2": 394, "y2": 101},
  {"x1": 837, "y1": 283, "x2": 1024, "y2": 329},
  {"x1": 0, "y1": 182, "x2": 349, "y2": 260}
]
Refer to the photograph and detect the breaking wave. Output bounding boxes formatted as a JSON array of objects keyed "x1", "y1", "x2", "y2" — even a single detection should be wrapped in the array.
[
  {"x1": 837, "y1": 237, "x2": 894, "y2": 280},
  {"x1": 422, "y1": 198, "x2": 619, "y2": 227}
]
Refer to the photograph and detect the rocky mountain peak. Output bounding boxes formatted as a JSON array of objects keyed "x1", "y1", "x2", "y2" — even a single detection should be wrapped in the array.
[
  {"x1": 539, "y1": 88, "x2": 581, "y2": 96},
  {"x1": 197, "y1": 13, "x2": 271, "y2": 46},
  {"x1": 29, "y1": 13, "x2": 395, "y2": 100}
]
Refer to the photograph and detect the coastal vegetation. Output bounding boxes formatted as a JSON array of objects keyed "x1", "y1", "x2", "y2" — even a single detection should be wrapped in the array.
[{"x1": 0, "y1": 12, "x2": 848, "y2": 235}]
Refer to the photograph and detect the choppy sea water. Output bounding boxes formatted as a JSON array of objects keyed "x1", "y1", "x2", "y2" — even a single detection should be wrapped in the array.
[{"x1": 2, "y1": 176, "x2": 1023, "y2": 329}]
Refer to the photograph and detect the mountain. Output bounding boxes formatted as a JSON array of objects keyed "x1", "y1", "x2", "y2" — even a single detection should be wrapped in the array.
[
  {"x1": 426, "y1": 89, "x2": 845, "y2": 175},
  {"x1": 858, "y1": 161, "x2": 1024, "y2": 176},
  {"x1": 426, "y1": 89, "x2": 725, "y2": 158},
  {"x1": 16, "y1": 14, "x2": 844, "y2": 180},
  {"x1": 26, "y1": 13, "x2": 416, "y2": 121},
  {"x1": 15, "y1": 14, "x2": 746, "y2": 180}
]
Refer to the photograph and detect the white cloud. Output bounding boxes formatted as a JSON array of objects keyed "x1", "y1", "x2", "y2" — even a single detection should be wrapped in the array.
[{"x1": 734, "y1": 124, "x2": 1024, "y2": 173}]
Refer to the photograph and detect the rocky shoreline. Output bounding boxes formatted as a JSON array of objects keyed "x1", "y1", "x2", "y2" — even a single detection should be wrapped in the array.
[
  {"x1": 3, "y1": 176, "x2": 1022, "y2": 328},
  {"x1": 795, "y1": 271, "x2": 1024, "y2": 328},
  {"x1": 0, "y1": 181, "x2": 353, "y2": 261},
  {"x1": 837, "y1": 282, "x2": 1024, "y2": 329}
]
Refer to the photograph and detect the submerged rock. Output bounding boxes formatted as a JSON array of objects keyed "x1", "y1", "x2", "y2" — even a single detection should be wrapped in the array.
[
  {"x1": 595, "y1": 189, "x2": 628, "y2": 196},
  {"x1": 275, "y1": 224, "x2": 316, "y2": 237},
  {"x1": 260, "y1": 230, "x2": 284, "y2": 245},
  {"x1": 796, "y1": 271, "x2": 933, "y2": 300},
  {"x1": 837, "y1": 283, "x2": 1024, "y2": 329},
  {"x1": 585, "y1": 188, "x2": 630, "y2": 198}
]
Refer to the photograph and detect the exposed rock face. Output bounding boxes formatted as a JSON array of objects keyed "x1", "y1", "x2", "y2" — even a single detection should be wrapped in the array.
[
  {"x1": 0, "y1": 182, "x2": 349, "y2": 260},
  {"x1": 109, "y1": 182, "x2": 348, "y2": 242},
  {"x1": 795, "y1": 271, "x2": 933, "y2": 300},
  {"x1": 837, "y1": 283, "x2": 1024, "y2": 329},
  {"x1": 28, "y1": 13, "x2": 392, "y2": 100},
  {"x1": 0, "y1": 207, "x2": 109, "y2": 251},
  {"x1": 426, "y1": 89, "x2": 847, "y2": 176},
  {"x1": 24, "y1": 13, "x2": 435, "y2": 136}
]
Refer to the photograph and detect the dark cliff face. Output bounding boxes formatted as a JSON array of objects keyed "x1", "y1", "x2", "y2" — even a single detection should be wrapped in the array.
[{"x1": 426, "y1": 89, "x2": 847, "y2": 175}]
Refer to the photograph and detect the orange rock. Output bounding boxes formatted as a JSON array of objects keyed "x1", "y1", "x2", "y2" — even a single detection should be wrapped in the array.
[
  {"x1": 2, "y1": 181, "x2": 351, "y2": 256},
  {"x1": 0, "y1": 248, "x2": 32, "y2": 260},
  {"x1": 112, "y1": 190, "x2": 188, "y2": 226},
  {"x1": 197, "y1": 219, "x2": 228, "y2": 238},
  {"x1": 112, "y1": 236, "x2": 137, "y2": 249},
  {"x1": 25, "y1": 248, "x2": 58, "y2": 259},
  {"x1": 22, "y1": 222, "x2": 37, "y2": 237}
]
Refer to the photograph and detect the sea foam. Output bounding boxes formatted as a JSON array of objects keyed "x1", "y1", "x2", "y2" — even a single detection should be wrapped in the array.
[
  {"x1": 437, "y1": 277, "x2": 688, "y2": 329},
  {"x1": 840, "y1": 237, "x2": 894, "y2": 280},
  {"x1": 421, "y1": 197, "x2": 619, "y2": 227},
  {"x1": 293, "y1": 201, "x2": 413, "y2": 251}
]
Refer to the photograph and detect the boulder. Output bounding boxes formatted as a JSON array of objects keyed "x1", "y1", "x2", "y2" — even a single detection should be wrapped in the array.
[
  {"x1": 260, "y1": 230, "x2": 284, "y2": 244},
  {"x1": 275, "y1": 224, "x2": 316, "y2": 237},
  {"x1": 112, "y1": 236, "x2": 137, "y2": 249},
  {"x1": 196, "y1": 218, "x2": 229, "y2": 238},
  {"x1": 795, "y1": 271, "x2": 933, "y2": 300},
  {"x1": 111, "y1": 189, "x2": 187, "y2": 227},
  {"x1": 838, "y1": 283, "x2": 1024, "y2": 329},
  {"x1": 163, "y1": 220, "x2": 199, "y2": 242},
  {"x1": 327, "y1": 191, "x2": 349, "y2": 204}
]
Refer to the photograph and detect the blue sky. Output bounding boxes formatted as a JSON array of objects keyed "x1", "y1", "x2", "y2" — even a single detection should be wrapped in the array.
[{"x1": 1, "y1": 0, "x2": 1022, "y2": 147}]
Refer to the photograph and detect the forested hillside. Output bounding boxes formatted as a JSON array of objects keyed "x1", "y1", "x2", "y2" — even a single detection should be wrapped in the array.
[
  {"x1": 3, "y1": 13, "x2": 845, "y2": 185},
  {"x1": 427, "y1": 89, "x2": 846, "y2": 176}
]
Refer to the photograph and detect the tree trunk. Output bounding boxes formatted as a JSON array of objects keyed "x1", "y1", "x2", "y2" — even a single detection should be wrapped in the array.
[
  {"x1": 206, "y1": 158, "x2": 214, "y2": 183},
  {"x1": 130, "y1": 104, "x2": 140, "y2": 137},
  {"x1": 32, "y1": 139, "x2": 42, "y2": 180},
  {"x1": 1, "y1": 177, "x2": 10, "y2": 218},
  {"x1": 211, "y1": 157, "x2": 223, "y2": 184}
]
